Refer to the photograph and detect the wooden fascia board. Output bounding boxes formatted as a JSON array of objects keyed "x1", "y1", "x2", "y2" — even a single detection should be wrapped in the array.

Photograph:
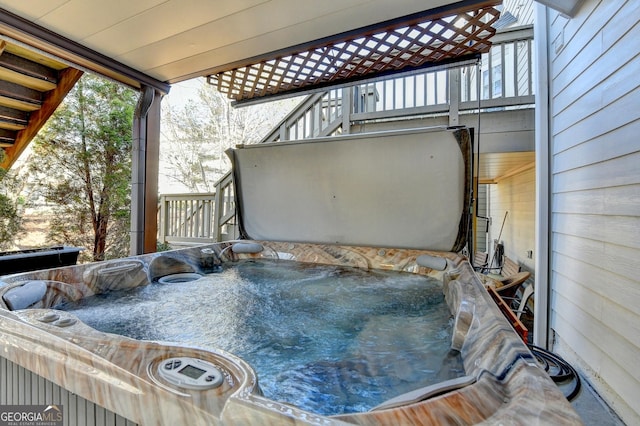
[
  {"x1": 1, "y1": 67, "x2": 83, "y2": 170},
  {"x1": 494, "y1": 161, "x2": 535, "y2": 183}
]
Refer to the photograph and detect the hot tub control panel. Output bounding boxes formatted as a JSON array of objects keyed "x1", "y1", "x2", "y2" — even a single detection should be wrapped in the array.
[{"x1": 158, "y1": 357, "x2": 224, "y2": 390}]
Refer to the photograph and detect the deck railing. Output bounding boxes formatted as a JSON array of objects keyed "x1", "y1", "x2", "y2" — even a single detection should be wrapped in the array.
[
  {"x1": 259, "y1": 89, "x2": 346, "y2": 143},
  {"x1": 159, "y1": 27, "x2": 533, "y2": 245},
  {"x1": 262, "y1": 26, "x2": 534, "y2": 142},
  {"x1": 158, "y1": 171, "x2": 236, "y2": 244}
]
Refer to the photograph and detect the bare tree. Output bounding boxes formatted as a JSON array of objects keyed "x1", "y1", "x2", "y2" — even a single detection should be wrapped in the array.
[{"x1": 160, "y1": 79, "x2": 299, "y2": 192}]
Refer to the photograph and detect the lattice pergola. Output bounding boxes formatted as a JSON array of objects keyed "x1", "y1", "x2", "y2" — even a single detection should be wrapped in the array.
[{"x1": 208, "y1": 1, "x2": 501, "y2": 104}]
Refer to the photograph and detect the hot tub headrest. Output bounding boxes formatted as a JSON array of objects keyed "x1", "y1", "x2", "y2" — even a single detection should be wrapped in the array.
[
  {"x1": 2, "y1": 280, "x2": 47, "y2": 310},
  {"x1": 416, "y1": 254, "x2": 448, "y2": 271},
  {"x1": 231, "y1": 242, "x2": 264, "y2": 254},
  {"x1": 84, "y1": 259, "x2": 149, "y2": 293}
]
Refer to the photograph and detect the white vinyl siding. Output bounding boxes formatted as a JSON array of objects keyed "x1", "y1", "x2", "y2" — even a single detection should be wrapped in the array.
[
  {"x1": 487, "y1": 166, "x2": 536, "y2": 271},
  {"x1": 475, "y1": 183, "x2": 489, "y2": 253},
  {"x1": 503, "y1": 0, "x2": 535, "y2": 26},
  {"x1": 545, "y1": 0, "x2": 640, "y2": 424}
]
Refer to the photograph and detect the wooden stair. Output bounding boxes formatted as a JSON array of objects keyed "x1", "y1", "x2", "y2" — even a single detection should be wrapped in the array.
[{"x1": 0, "y1": 40, "x2": 83, "y2": 169}]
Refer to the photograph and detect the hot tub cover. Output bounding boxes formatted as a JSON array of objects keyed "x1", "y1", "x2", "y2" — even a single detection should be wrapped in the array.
[{"x1": 228, "y1": 126, "x2": 471, "y2": 251}]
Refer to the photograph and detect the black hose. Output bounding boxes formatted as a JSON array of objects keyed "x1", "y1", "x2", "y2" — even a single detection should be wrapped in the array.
[{"x1": 527, "y1": 344, "x2": 582, "y2": 401}]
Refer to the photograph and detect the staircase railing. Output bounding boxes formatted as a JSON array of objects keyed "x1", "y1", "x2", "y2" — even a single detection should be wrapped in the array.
[
  {"x1": 158, "y1": 170, "x2": 236, "y2": 244},
  {"x1": 260, "y1": 89, "x2": 347, "y2": 143}
]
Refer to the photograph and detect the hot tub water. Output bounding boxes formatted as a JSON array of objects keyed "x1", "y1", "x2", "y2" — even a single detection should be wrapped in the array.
[{"x1": 56, "y1": 259, "x2": 464, "y2": 415}]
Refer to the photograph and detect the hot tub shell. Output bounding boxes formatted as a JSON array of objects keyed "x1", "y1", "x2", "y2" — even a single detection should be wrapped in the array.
[{"x1": 0, "y1": 241, "x2": 581, "y2": 425}]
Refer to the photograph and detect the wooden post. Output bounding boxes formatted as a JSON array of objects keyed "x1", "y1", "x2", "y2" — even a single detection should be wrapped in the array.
[
  {"x1": 131, "y1": 86, "x2": 162, "y2": 255},
  {"x1": 448, "y1": 68, "x2": 460, "y2": 127},
  {"x1": 341, "y1": 87, "x2": 351, "y2": 134}
]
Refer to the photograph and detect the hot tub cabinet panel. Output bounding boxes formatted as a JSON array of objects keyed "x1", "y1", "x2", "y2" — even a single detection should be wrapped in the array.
[
  {"x1": 0, "y1": 246, "x2": 83, "y2": 274},
  {"x1": 0, "y1": 242, "x2": 582, "y2": 425}
]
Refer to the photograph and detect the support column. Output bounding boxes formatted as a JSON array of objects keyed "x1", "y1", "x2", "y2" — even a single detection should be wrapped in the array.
[
  {"x1": 131, "y1": 86, "x2": 162, "y2": 255},
  {"x1": 534, "y1": 3, "x2": 551, "y2": 348},
  {"x1": 341, "y1": 87, "x2": 351, "y2": 134},
  {"x1": 448, "y1": 68, "x2": 460, "y2": 127}
]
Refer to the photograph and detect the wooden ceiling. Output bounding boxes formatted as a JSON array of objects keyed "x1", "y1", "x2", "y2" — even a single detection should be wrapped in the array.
[
  {"x1": 478, "y1": 152, "x2": 535, "y2": 184},
  {"x1": 0, "y1": 40, "x2": 82, "y2": 168}
]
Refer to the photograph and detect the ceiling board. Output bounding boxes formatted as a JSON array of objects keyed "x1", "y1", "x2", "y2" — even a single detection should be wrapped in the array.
[
  {"x1": 147, "y1": 0, "x2": 481, "y2": 82},
  {"x1": 0, "y1": 0, "x2": 463, "y2": 84},
  {"x1": 84, "y1": 0, "x2": 269, "y2": 58},
  {"x1": 478, "y1": 151, "x2": 535, "y2": 183},
  {"x1": 117, "y1": 0, "x2": 388, "y2": 73},
  {"x1": 37, "y1": 0, "x2": 166, "y2": 41},
  {"x1": 0, "y1": 0, "x2": 67, "y2": 21}
]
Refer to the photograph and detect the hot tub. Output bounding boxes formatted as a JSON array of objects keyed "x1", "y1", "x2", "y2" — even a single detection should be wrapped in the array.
[
  {"x1": 0, "y1": 241, "x2": 581, "y2": 425},
  {"x1": 0, "y1": 127, "x2": 582, "y2": 424}
]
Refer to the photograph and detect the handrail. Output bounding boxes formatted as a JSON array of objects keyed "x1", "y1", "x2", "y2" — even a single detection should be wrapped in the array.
[{"x1": 260, "y1": 88, "x2": 345, "y2": 143}]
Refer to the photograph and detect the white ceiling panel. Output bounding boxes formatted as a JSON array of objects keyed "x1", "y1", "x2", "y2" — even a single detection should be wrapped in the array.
[
  {"x1": 0, "y1": 0, "x2": 481, "y2": 84},
  {"x1": 118, "y1": 0, "x2": 382, "y2": 75},
  {"x1": 35, "y1": 0, "x2": 167, "y2": 40},
  {"x1": 478, "y1": 152, "x2": 535, "y2": 183},
  {"x1": 0, "y1": 0, "x2": 68, "y2": 20},
  {"x1": 84, "y1": 0, "x2": 269, "y2": 57},
  {"x1": 138, "y1": 0, "x2": 458, "y2": 81}
]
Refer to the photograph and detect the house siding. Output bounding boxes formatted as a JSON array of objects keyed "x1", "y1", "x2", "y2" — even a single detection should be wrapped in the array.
[
  {"x1": 545, "y1": 0, "x2": 640, "y2": 424},
  {"x1": 475, "y1": 183, "x2": 489, "y2": 253},
  {"x1": 487, "y1": 167, "x2": 536, "y2": 271},
  {"x1": 503, "y1": 0, "x2": 535, "y2": 26}
]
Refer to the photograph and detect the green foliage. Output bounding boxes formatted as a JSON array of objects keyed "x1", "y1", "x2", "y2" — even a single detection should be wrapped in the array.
[
  {"x1": 28, "y1": 74, "x2": 137, "y2": 262},
  {"x1": 156, "y1": 240, "x2": 173, "y2": 252},
  {"x1": 0, "y1": 195, "x2": 21, "y2": 250},
  {"x1": 0, "y1": 165, "x2": 24, "y2": 250}
]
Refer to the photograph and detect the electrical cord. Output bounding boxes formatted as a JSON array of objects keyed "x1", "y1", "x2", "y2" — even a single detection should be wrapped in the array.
[{"x1": 527, "y1": 344, "x2": 582, "y2": 401}]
